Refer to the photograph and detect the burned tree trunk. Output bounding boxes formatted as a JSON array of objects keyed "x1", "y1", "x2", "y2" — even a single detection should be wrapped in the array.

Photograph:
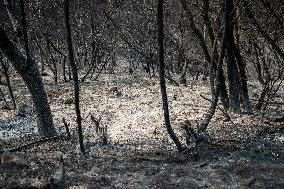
[
  {"x1": 226, "y1": 7, "x2": 241, "y2": 114},
  {"x1": 233, "y1": 42, "x2": 253, "y2": 114},
  {"x1": 64, "y1": 0, "x2": 85, "y2": 154},
  {"x1": 0, "y1": 28, "x2": 57, "y2": 136},
  {"x1": 199, "y1": 0, "x2": 232, "y2": 132},
  {"x1": 0, "y1": 1, "x2": 56, "y2": 137},
  {"x1": 157, "y1": 0, "x2": 183, "y2": 152}
]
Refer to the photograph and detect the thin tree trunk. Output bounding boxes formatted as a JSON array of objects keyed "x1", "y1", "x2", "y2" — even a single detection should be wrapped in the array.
[
  {"x1": 253, "y1": 44, "x2": 265, "y2": 85},
  {"x1": 81, "y1": 41, "x2": 96, "y2": 82},
  {"x1": 46, "y1": 39, "x2": 58, "y2": 84},
  {"x1": 209, "y1": 33, "x2": 219, "y2": 96},
  {"x1": 0, "y1": 58, "x2": 17, "y2": 109},
  {"x1": 233, "y1": 40, "x2": 253, "y2": 114},
  {"x1": 219, "y1": 69, "x2": 229, "y2": 111},
  {"x1": 199, "y1": 0, "x2": 231, "y2": 132},
  {"x1": 44, "y1": 37, "x2": 68, "y2": 82},
  {"x1": 234, "y1": 7, "x2": 241, "y2": 50},
  {"x1": 201, "y1": 0, "x2": 215, "y2": 47},
  {"x1": 19, "y1": 0, "x2": 29, "y2": 56},
  {"x1": 64, "y1": 0, "x2": 85, "y2": 155},
  {"x1": 36, "y1": 39, "x2": 56, "y2": 77},
  {"x1": 62, "y1": 55, "x2": 67, "y2": 82},
  {"x1": 34, "y1": 37, "x2": 46, "y2": 74},
  {"x1": 179, "y1": 0, "x2": 211, "y2": 65},
  {"x1": 157, "y1": 0, "x2": 183, "y2": 152}
]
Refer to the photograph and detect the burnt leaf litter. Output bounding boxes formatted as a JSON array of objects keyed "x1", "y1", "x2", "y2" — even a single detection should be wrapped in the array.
[{"x1": 0, "y1": 63, "x2": 283, "y2": 188}]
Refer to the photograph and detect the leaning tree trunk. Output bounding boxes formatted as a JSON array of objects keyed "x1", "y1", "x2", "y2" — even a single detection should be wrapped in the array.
[
  {"x1": 0, "y1": 0, "x2": 56, "y2": 137},
  {"x1": 0, "y1": 27, "x2": 57, "y2": 137},
  {"x1": 199, "y1": 0, "x2": 231, "y2": 132},
  {"x1": 21, "y1": 60, "x2": 57, "y2": 136},
  {"x1": 157, "y1": 0, "x2": 183, "y2": 152},
  {"x1": 179, "y1": 0, "x2": 211, "y2": 76}
]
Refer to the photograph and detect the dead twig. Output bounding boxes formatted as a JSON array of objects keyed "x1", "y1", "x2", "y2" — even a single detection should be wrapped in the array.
[
  {"x1": 268, "y1": 115, "x2": 284, "y2": 123},
  {"x1": 250, "y1": 98, "x2": 284, "y2": 106},
  {"x1": 9, "y1": 135, "x2": 65, "y2": 152},
  {"x1": 7, "y1": 117, "x2": 72, "y2": 152},
  {"x1": 90, "y1": 112, "x2": 109, "y2": 145}
]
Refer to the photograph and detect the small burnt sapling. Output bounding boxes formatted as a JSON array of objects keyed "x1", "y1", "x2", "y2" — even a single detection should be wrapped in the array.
[
  {"x1": 179, "y1": 76, "x2": 187, "y2": 86},
  {"x1": 180, "y1": 120, "x2": 198, "y2": 146},
  {"x1": 90, "y1": 113, "x2": 108, "y2": 145},
  {"x1": 17, "y1": 104, "x2": 32, "y2": 117},
  {"x1": 181, "y1": 120, "x2": 213, "y2": 146},
  {"x1": 129, "y1": 67, "x2": 134, "y2": 74}
]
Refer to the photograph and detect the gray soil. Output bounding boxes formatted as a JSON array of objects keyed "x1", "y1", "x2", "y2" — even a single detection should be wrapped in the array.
[{"x1": 0, "y1": 61, "x2": 283, "y2": 188}]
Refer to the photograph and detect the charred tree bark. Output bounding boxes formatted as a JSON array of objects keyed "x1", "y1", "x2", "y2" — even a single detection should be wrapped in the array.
[
  {"x1": 62, "y1": 55, "x2": 67, "y2": 82},
  {"x1": 157, "y1": 0, "x2": 183, "y2": 152},
  {"x1": 201, "y1": 0, "x2": 215, "y2": 47},
  {"x1": 19, "y1": 0, "x2": 31, "y2": 60},
  {"x1": 34, "y1": 37, "x2": 46, "y2": 74},
  {"x1": 226, "y1": 7, "x2": 241, "y2": 114},
  {"x1": 4, "y1": 0, "x2": 23, "y2": 40},
  {"x1": 46, "y1": 39, "x2": 58, "y2": 84},
  {"x1": 81, "y1": 41, "x2": 96, "y2": 82},
  {"x1": 64, "y1": 0, "x2": 85, "y2": 154},
  {"x1": 0, "y1": 0, "x2": 56, "y2": 137},
  {"x1": 253, "y1": 44, "x2": 265, "y2": 85},
  {"x1": 44, "y1": 36, "x2": 67, "y2": 82},
  {"x1": 209, "y1": 34, "x2": 219, "y2": 95},
  {"x1": 219, "y1": 69, "x2": 229, "y2": 111},
  {"x1": 0, "y1": 27, "x2": 57, "y2": 137},
  {"x1": 199, "y1": 0, "x2": 231, "y2": 132},
  {"x1": 233, "y1": 41, "x2": 253, "y2": 114}
]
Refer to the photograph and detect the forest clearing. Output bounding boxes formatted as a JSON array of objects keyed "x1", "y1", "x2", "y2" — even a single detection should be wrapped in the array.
[
  {"x1": 1, "y1": 62, "x2": 283, "y2": 188},
  {"x1": 0, "y1": 0, "x2": 284, "y2": 188}
]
